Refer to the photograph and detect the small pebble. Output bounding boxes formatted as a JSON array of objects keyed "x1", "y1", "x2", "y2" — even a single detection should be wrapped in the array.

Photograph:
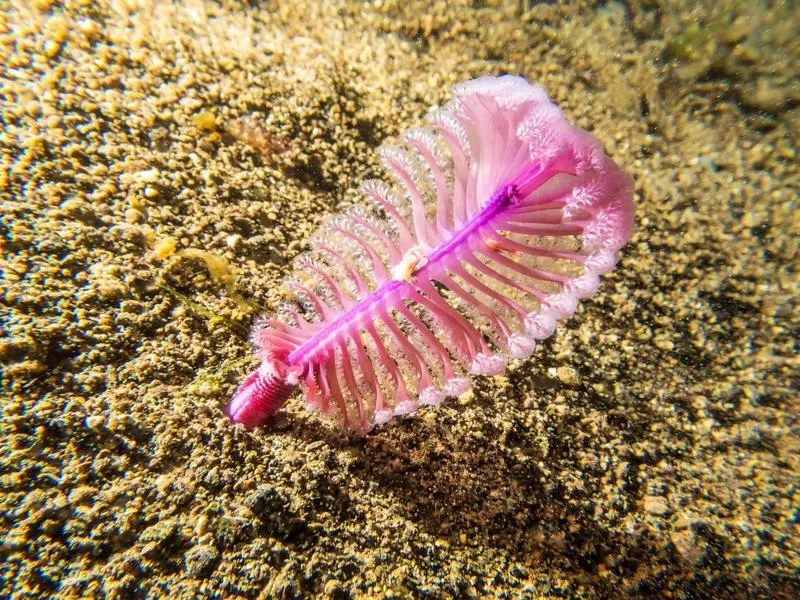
[
  {"x1": 134, "y1": 168, "x2": 159, "y2": 183},
  {"x1": 153, "y1": 237, "x2": 178, "y2": 257},
  {"x1": 556, "y1": 366, "x2": 578, "y2": 386},
  {"x1": 194, "y1": 514, "x2": 210, "y2": 536},
  {"x1": 644, "y1": 496, "x2": 670, "y2": 516},
  {"x1": 184, "y1": 544, "x2": 220, "y2": 578},
  {"x1": 85, "y1": 415, "x2": 105, "y2": 430}
]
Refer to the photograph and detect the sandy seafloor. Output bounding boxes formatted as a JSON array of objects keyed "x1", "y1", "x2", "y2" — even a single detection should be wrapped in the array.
[{"x1": 1, "y1": 0, "x2": 798, "y2": 598}]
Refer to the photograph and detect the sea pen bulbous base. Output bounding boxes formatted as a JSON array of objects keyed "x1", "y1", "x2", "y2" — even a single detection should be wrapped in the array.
[{"x1": 226, "y1": 364, "x2": 297, "y2": 429}]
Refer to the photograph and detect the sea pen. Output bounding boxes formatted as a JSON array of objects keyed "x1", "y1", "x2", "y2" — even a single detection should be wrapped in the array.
[{"x1": 227, "y1": 75, "x2": 635, "y2": 431}]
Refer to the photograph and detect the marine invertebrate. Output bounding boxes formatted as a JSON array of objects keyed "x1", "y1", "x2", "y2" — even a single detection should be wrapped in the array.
[{"x1": 227, "y1": 75, "x2": 635, "y2": 431}]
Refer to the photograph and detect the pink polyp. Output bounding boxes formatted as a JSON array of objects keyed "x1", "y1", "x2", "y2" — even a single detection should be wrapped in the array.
[
  {"x1": 338, "y1": 340, "x2": 367, "y2": 430},
  {"x1": 379, "y1": 310, "x2": 434, "y2": 393},
  {"x1": 365, "y1": 319, "x2": 413, "y2": 405},
  {"x1": 410, "y1": 283, "x2": 487, "y2": 359},
  {"x1": 382, "y1": 146, "x2": 438, "y2": 247},
  {"x1": 334, "y1": 226, "x2": 391, "y2": 282},
  {"x1": 360, "y1": 180, "x2": 417, "y2": 252},
  {"x1": 478, "y1": 245, "x2": 570, "y2": 284},
  {"x1": 430, "y1": 120, "x2": 470, "y2": 226},
  {"x1": 317, "y1": 243, "x2": 372, "y2": 295},
  {"x1": 396, "y1": 305, "x2": 457, "y2": 381},
  {"x1": 324, "y1": 358, "x2": 350, "y2": 429},
  {"x1": 464, "y1": 251, "x2": 548, "y2": 301},
  {"x1": 314, "y1": 363, "x2": 331, "y2": 414},
  {"x1": 454, "y1": 266, "x2": 526, "y2": 324},
  {"x1": 303, "y1": 369, "x2": 321, "y2": 409},
  {"x1": 349, "y1": 331, "x2": 386, "y2": 414},
  {"x1": 304, "y1": 263, "x2": 354, "y2": 310},
  {"x1": 285, "y1": 279, "x2": 336, "y2": 322},
  {"x1": 436, "y1": 270, "x2": 513, "y2": 348},
  {"x1": 501, "y1": 221, "x2": 584, "y2": 237},
  {"x1": 405, "y1": 131, "x2": 451, "y2": 237}
]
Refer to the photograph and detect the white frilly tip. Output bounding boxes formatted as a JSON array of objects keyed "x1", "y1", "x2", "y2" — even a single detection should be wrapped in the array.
[
  {"x1": 508, "y1": 333, "x2": 537, "y2": 359},
  {"x1": 541, "y1": 292, "x2": 579, "y2": 319},
  {"x1": 565, "y1": 273, "x2": 600, "y2": 298},
  {"x1": 585, "y1": 249, "x2": 618, "y2": 275},
  {"x1": 394, "y1": 401, "x2": 418, "y2": 416},
  {"x1": 525, "y1": 312, "x2": 557, "y2": 340},
  {"x1": 373, "y1": 409, "x2": 393, "y2": 426},
  {"x1": 419, "y1": 387, "x2": 445, "y2": 406},
  {"x1": 443, "y1": 377, "x2": 470, "y2": 397},
  {"x1": 469, "y1": 353, "x2": 508, "y2": 376}
]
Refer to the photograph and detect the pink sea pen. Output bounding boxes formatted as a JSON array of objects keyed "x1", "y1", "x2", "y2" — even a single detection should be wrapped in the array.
[{"x1": 227, "y1": 75, "x2": 635, "y2": 432}]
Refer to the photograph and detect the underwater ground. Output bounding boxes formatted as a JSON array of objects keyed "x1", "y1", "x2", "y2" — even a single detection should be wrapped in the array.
[{"x1": 1, "y1": 0, "x2": 798, "y2": 598}]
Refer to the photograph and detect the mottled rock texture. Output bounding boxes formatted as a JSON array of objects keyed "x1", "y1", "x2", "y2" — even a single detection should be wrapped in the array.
[{"x1": 1, "y1": 0, "x2": 797, "y2": 598}]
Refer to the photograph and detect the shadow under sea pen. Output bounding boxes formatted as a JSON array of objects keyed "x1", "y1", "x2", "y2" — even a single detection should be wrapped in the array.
[{"x1": 226, "y1": 75, "x2": 636, "y2": 432}]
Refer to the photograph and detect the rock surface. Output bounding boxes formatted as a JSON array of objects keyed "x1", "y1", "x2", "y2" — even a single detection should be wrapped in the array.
[{"x1": 1, "y1": 0, "x2": 798, "y2": 598}]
